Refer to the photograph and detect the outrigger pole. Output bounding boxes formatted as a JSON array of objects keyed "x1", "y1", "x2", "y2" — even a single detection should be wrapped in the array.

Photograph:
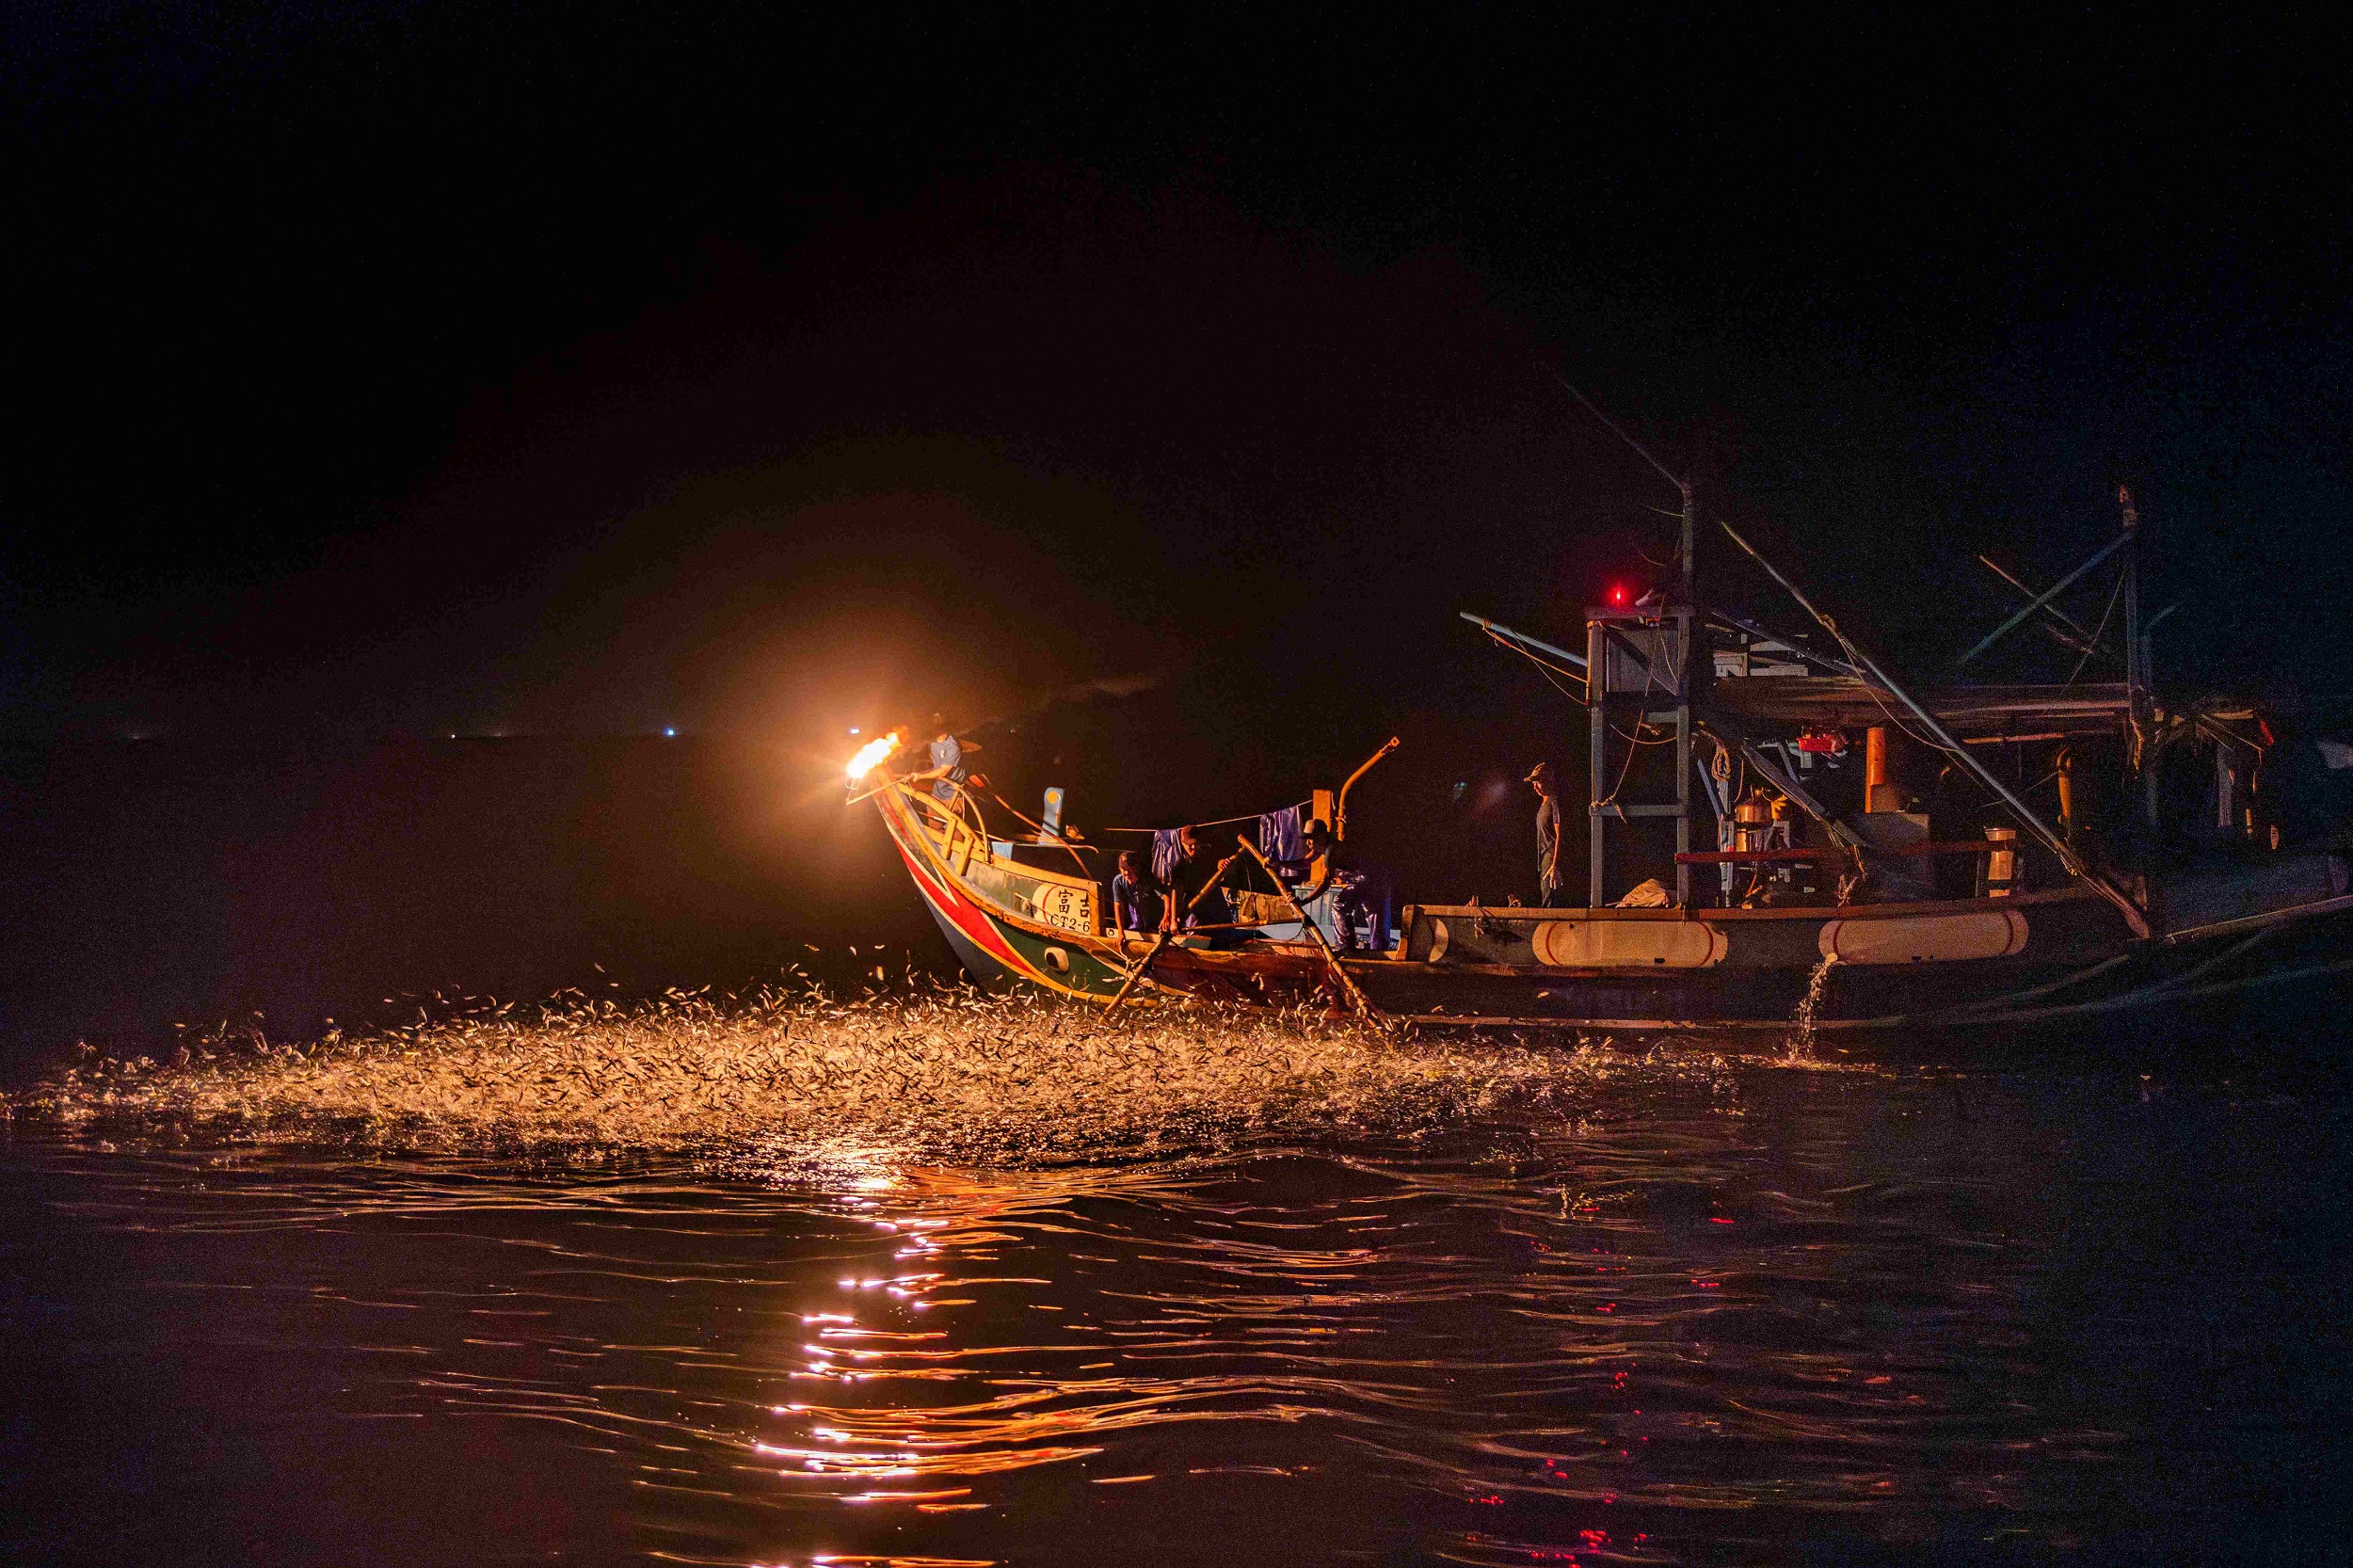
[
  {"x1": 1458, "y1": 613, "x2": 1588, "y2": 676},
  {"x1": 1974, "y1": 555, "x2": 2119, "y2": 666},
  {"x1": 2118, "y1": 486, "x2": 2161, "y2": 829},
  {"x1": 1955, "y1": 528, "x2": 2134, "y2": 668},
  {"x1": 1713, "y1": 513, "x2": 2153, "y2": 939}
]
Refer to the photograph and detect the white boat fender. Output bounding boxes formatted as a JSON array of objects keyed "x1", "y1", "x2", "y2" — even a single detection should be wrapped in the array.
[
  {"x1": 1817, "y1": 909, "x2": 2028, "y2": 965},
  {"x1": 1532, "y1": 920, "x2": 1727, "y2": 968}
]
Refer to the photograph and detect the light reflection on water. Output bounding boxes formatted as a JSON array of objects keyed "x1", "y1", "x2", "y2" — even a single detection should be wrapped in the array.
[{"x1": 5, "y1": 997, "x2": 2350, "y2": 1564}]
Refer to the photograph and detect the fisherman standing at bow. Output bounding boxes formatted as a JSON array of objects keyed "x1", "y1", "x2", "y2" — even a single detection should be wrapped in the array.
[{"x1": 926, "y1": 713, "x2": 983, "y2": 805}]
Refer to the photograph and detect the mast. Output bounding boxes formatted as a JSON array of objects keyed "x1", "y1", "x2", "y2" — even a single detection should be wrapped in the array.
[
  {"x1": 1559, "y1": 379, "x2": 1699, "y2": 907},
  {"x1": 2119, "y1": 485, "x2": 2157, "y2": 826},
  {"x1": 1681, "y1": 473, "x2": 1696, "y2": 609},
  {"x1": 1676, "y1": 473, "x2": 1696, "y2": 903}
]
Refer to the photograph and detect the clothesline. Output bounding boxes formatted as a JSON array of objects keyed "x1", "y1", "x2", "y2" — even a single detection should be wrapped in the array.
[
  {"x1": 982, "y1": 790, "x2": 1098, "y2": 862},
  {"x1": 1098, "y1": 801, "x2": 1311, "y2": 834}
]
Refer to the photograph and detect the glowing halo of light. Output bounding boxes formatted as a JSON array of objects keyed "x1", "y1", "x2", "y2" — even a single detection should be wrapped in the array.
[{"x1": 845, "y1": 730, "x2": 902, "y2": 786}]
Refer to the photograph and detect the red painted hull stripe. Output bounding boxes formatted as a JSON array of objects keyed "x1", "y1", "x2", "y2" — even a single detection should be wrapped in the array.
[{"x1": 877, "y1": 792, "x2": 1084, "y2": 993}]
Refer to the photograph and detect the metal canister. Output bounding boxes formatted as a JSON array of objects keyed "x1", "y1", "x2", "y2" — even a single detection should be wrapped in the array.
[{"x1": 1981, "y1": 825, "x2": 2020, "y2": 897}]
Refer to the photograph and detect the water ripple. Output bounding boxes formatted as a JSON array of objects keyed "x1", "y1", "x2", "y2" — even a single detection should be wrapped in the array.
[{"x1": 8, "y1": 998, "x2": 2346, "y2": 1563}]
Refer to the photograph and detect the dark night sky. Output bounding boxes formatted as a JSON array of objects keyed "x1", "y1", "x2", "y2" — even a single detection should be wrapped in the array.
[{"x1": 7, "y1": 8, "x2": 2349, "y2": 773}]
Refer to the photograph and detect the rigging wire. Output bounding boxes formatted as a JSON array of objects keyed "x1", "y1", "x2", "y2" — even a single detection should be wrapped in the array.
[
  {"x1": 1855, "y1": 678, "x2": 1972, "y2": 761},
  {"x1": 1481, "y1": 629, "x2": 1591, "y2": 709},
  {"x1": 1707, "y1": 513, "x2": 1970, "y2": 758},
  {"x1": 1593, "y1": 720, "x2": 1646, "y2": 809},
  {"x1": 2065, "y1": 570, "x2": 2126, "y2": 689}
]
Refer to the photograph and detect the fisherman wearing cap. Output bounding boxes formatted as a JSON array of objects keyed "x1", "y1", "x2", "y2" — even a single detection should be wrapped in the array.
[
  {"x1": 1273, "y1": 818, "x2": 1373, "y2": 952},
  {"x1": 1528, "y1": 761, "x2": 1563, "y2": 906}
]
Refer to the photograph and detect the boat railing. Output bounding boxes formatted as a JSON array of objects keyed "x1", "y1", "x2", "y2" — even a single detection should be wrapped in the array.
[
  {"x1": 903, "y1": 776, "x2": 995, "y2": 845},
  {"x1": 1675, "y1": 843, "x2": 2000, "y2": 864}
]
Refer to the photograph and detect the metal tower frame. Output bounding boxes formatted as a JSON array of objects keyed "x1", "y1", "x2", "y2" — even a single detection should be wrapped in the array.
[{"x1": 1586, "y1": 603, "x2": 1694, "y2": 907}]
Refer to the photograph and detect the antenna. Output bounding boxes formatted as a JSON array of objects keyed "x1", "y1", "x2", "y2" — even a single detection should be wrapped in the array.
[{"x1": 1550, "y1": 372, "x2": 1693, "y2": 607}]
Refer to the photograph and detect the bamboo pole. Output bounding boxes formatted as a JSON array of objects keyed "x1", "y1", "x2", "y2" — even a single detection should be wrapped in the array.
[
  {"x1": 1101, "y1": 846, "x2": 1247, "y2": 1014},
  {"x1": 1235, "y1": 835, "x2": 1386, "y2": 1025},
  {"x1": 1102, "y1": 931, "x2": 1171, "y2": 1015},
  {"x1": 1977, "y1": 554, "x2": 2115, "y2": 661}
]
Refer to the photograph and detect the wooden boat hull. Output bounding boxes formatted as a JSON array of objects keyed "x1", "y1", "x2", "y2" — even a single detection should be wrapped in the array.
[
  {"x1": 872, "y1": 781, "x2": 2353, "y2": 1033},
  {"x1": 875, "y1": 781, "x2": 1134, "y2": 1000}
]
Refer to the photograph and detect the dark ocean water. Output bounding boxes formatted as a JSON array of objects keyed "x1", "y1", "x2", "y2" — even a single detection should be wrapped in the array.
[{"x1": 7, "y1": 1000, "x2": 2349, "y2": 1567}]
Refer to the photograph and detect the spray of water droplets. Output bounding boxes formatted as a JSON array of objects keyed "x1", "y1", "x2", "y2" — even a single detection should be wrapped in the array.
[{"x1": 7, "y1": 984, "x2": 1751, "y2": 1164}]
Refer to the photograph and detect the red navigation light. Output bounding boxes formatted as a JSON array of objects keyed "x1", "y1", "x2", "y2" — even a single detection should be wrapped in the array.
[{"x1": 1609, "y1": 584, "x2": 1627, "y2": 605}]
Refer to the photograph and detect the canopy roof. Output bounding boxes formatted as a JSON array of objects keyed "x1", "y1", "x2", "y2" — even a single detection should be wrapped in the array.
[{"x1": 1709, "y1": 678, "x2": 2131, "y2": 740}]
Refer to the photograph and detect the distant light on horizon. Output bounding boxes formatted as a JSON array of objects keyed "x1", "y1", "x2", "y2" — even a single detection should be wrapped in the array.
[
  {"x1": 664, "y1": 727, "x2": 677, "y2": 738},
  {"x1": 849, "y1": 727, "x2": 861, "y2": 736}
]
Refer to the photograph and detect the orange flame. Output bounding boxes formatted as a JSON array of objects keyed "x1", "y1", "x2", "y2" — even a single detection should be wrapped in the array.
[{"x1": 846, "y1": 730, "x2": 902, "y2": 786}]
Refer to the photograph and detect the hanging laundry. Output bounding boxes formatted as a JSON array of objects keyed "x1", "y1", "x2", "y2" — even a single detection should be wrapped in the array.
[
  {"x1": 1257, "y1": 804, "x2": 1305, "y2": 866},
  {"x1": 1151, "y1": 828, "x2": 1184, "y2": 885}
]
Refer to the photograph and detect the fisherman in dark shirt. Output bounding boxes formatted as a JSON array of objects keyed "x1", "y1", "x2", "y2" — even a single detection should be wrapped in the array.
[
  {"x1": 1268, "y1": 820, "x2": 1328, "y2": 888},
  {"x1": 1273, "y1": 819, "x2": 1373, "y2": 952},
  {"x1": 1111, "y1": 850, "x2": 1166, "y2": 934},
  {"x1": 1529, "y1": 761, "x2": 1563, "y2": 906},
  {"x1": 1161, "y1": 824, "x2": 1236, "y2": 931}
]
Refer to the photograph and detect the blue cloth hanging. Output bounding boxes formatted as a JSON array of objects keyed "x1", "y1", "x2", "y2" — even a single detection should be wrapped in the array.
[
  {"x1": 1151, "y1": 828, "x2": 1184, "y2": 885},
  {"x1": 1257, "y1": 804, "x2": 1305, "y2": 866}
]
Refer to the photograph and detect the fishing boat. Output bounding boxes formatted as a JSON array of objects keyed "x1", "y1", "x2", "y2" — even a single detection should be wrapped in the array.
[{"x1": 849, "y1": 458, "x2": 2353, "y2": 1039}]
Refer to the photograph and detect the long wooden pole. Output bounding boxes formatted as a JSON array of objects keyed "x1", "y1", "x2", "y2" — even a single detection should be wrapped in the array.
[
  {"x1": 1101, "y1": 847, "x2": 1247, "y2": 1014},
  {"x1": 1977, "y1": 554, "x2": 2115, "y2": 660},
  {"x1": 1458, "y1": 613, "x2": 1588, "y2": 671},
  {"x1": 2120, "y1": 486, "x2": 2157, "y2": 827},
  {"x1": 1102, "y1": 931, "x2": 1171, "y2": 1015},
  {"x1": 1235, "y1": 836, "x2": 1386, "y2": 1025}
]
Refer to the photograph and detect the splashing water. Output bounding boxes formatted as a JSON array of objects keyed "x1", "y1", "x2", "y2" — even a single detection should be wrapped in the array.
[
  {"x1": 1782, "y1": 862, "x2": 1863, "y2": 1062},
  {"x1": 11, "y1": 982, "x2": 2348, "y2": 1563},
  {"x1": 1783, "y1": 952, "x2": 1840, "y2": 1061},
  {"x1": 8, "y1": 985, "x2": 1740, "y2": 1166}
]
